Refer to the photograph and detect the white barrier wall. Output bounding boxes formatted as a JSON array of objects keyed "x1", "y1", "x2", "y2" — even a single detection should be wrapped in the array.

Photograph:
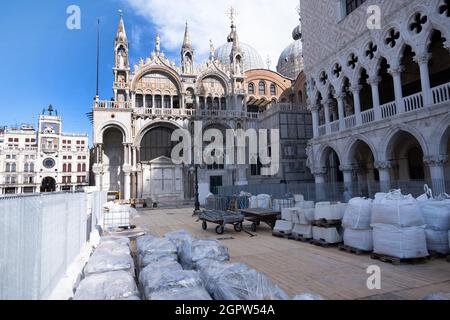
[{"x1": 0, "y1": 192, "x2": 96, "y2": 300}]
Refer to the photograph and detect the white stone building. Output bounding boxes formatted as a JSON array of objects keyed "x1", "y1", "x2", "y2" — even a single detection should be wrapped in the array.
[
  {"x1": 0, "y1": 106, "x2": 90, "y2": 194},
  {"x1": 92, "y1": 12, "x2": 311, "y2": 203},
  {"x1": 302, "y1": 0, "x2": 450, "y2": 194}
]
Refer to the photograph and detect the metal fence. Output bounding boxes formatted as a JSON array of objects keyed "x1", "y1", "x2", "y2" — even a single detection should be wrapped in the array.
[
  {"x1": 217, "y1": 180, "x2": 447, "y2": 203},
  {"x1": 0, "y1": 191, "x2": 105, "y2": 300}
]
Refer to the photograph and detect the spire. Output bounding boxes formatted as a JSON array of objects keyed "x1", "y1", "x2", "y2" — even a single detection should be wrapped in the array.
[
  {"x1": 182, "y1": 22, "x2": 192, "y2": 50},
  {"x1": 226, "y1": 6, "x2": 239, "y2": 43},
  {"x1": 115, "y1": 10, "x2": 127, "y2": 42}
]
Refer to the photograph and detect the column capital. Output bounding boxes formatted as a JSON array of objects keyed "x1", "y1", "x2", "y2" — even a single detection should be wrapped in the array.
[
  {"x1": 424, "y1": 155, "x2": 448, "y2": 167},
  {"x1": 322, "y1": 99, "x2": 334, "y2": 107},
  {"x1": 92, "y1": 164, "x2": 104, "y2": 174},
  {"x1": 308, "y1": 104, "x2": 320, "y2": 112},
  {"x1": 333, "y1": 90, "x2": 345, "y2": 100},
  {"x1": 388, "y1": 66, "x2": 405, "y2": 76},
  {"x1": 311, "y1": 167, "x2": 327, "y2": 176},
  {"x1": 122, "y1": 164, "x2": 133, "y2": 174},
  {"x1": 374, "y1": 161, "x2": 393, "y2": 170},
  {"x1": 413, "y1": 52, "x2": 432, "y2": 65},
  {"x1": 350, "y1": 85, "x2": 363, "y2": 94},
  {"x1": 367, "y1": 76, "x2": 381, "y2": 86},
  {"x1": 123, "y1": 142, "x2": 133, "y2": 147}
]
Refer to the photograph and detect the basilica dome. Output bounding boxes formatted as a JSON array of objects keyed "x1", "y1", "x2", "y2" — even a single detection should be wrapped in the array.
[
  {"x1": 277, "y1": 24, "x2": 304, "y2": 80},
  {"x1": 214, "y1": 42, "x2": 265, "y2": 71}
]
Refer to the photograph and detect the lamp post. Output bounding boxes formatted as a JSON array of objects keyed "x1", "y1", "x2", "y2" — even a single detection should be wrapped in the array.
[{"x1": 194, "y1": 164, "x2": 201, "y2": 214}]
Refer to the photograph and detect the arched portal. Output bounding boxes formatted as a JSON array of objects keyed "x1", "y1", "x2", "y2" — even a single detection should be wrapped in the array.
[
  {"x1": 140, "y1": 125, "x2": 177, "y2": 162},
  {"x1": 347, "y1": 139, "x2": 378, "y2": 197},
  {"x1": 41, "y1": 177, "x2": 56, "y2": 193},
  {"x1": 428, "y1": 29, "x2": 450, "y2": 88},
  {"x1": 385, "y1": 130, "x2": 426, "y2": 189},
  {"x1": 103, "y1": 127, "x2": 124, "y2": 193},
  {"x1": 400, "y1": 45, "x2": 422, "y2": 97},
  {"x1": 321, "y1": 146, "x2": 343, "y2": 183}
]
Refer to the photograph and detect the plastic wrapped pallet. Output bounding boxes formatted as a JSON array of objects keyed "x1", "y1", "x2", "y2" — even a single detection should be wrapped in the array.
[
  {"x1": 292, "y1": 208, "x2": 315, "y2": 225},
  {"x1": 372, "y1": 224, "x2": 429, "y2": 259},
  {"x1": 164, "y1": 230, "x2": 193, "y2": 252},
  {"x1": 314, "y1": 202, "x2": 347, "y2": 221},
  {"x1": 425, "y1": 229, "x2": 449, "y2": 255},
  {"x1": 74, "y1": 271, "x2": 140, "y2": 300},
  {"x1": 295, "y1": 201, "x2": 315, "y2": 210},
  {"x1": 196, "y1": 260, "x2": 289, "y2": 300},
  {"x1": 281, "y1": 208, "x2": 296, "y2": 222},
  {"x1": 312, "y1": 226, "x2": 343, "y2": 244},
  {"x1": 371, "y1": 191, "x2": 425, "y2": 227},
  {"x1": 96, "y1": 241, "x2": 130, "y2": 256},
  {"x1": 180, "y1": 239, "x2": 230, "y2": 270},
  {"x1": 292, "y1": 224, "x2": 313, "y2": 239},
  {"x1": 419, "y1": 200, "x2": 450, "y2": 231},
  {"x1": 273, "y1": 220, "x2": 293, "y2": 236},
  {"x1": 343, "y1": 229, "x2": 373, "y2": 252},
  {"x1": 273, "y1": 199, "x2": 294, "y2": 211},
  {"x1": 137, "y1": 237, "x2": 178, "y2": 269},
  {"x1": 148, "y1": 286, "x2": 212, "y2": 300},
  {"x1": 84, "y1": 248, "x2": 135, "y2": 277},
  {"x1": 140, "y1": 269, "x2": 205, "y2": 300},
  {"x1": 139, "y1": 260, "x2": 184, "y2": 293},
  {"x1": 293, "y1": 293, "x2": 324, "y2": 300},
  {"x1": 342, "y1": 198, "x2": 373, "y2": 230},
  {"x1": 256, "y1": 194, "x2": 272, "y2": 209},
  {"x1": 100, "y1": 236, "x2": 131, "y2": 248}
]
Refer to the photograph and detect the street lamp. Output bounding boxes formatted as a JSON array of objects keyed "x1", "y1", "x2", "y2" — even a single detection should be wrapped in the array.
[{"x1": 186, "y1": 163, "x2": 204, "y2": 216}]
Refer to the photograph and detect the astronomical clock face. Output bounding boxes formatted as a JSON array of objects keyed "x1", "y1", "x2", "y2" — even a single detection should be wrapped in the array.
[
  {"x1": 43, "y1": 158, "x2": 56, "y2": 169},
  {"x1": 40, "y1": 122, "x2": 60, "y2": 134}
]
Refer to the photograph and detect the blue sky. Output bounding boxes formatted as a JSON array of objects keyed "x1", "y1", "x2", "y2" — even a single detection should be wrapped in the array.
[{"x1": 0, "y1": 0, "x2": 299, "y2": 143}]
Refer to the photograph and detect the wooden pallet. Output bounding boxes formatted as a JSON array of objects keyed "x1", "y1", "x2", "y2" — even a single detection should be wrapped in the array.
[
  {"x1": 312, "y1": 219, "x2": 342, "y2": 228},
  {"x1": 291, "y1": 235, "x2": 313, "y2": 243},
  {"x1": 272, "y1": 232, "x2": 292, "y2": 239},
  {"x1": 338, "y1": 244, "x2": 371, "y2": 256},
  {"x1": 310, "y1": 239, "x2": 341, "y2": 248},
  {"x1": 370, "y1": 253, "x2": 429, "y2": 266}
]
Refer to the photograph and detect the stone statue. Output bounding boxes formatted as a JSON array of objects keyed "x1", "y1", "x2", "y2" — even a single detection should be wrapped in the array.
[{"x1": 118, "y1": 51, "x2": 125, "y2": 68}]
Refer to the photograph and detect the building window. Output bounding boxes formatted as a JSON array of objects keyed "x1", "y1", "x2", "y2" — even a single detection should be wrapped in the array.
[
  {"x1": 248, "y1": 83, "x2": 255, "y2": 94},
  {"x1": 270, "y1": 83, "x2": 277, "y2": 96},
  {"x1": 259, "y1": 81, "x2": 266, "y2": 95},
  {"x1": 345, "y1": 0, "x2": 366, "y2": 16},
  {"x1": 5, "y1": 163, "x2": 16, "y2": 173}
]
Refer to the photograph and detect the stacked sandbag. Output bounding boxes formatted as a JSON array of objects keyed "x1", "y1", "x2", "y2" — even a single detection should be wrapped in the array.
[
  {"x1": 164, "y1": 230, "x2": 194, "y2": 252},
  {"x1": 291, "y1": 208, "x2": 315, "y2": 239},
  {"x1": 74, "y1": 236, "x2": 139, "y2": 300},
  {"x1": 371, "y1": 190, "x2": 429, "y2": 259},
  {"x1": 312, "y1": 202, "x2": 346, "y2": 244},
  {"x1": 140, "y1": 262, "x2": 211, "y2": 300},
  {"x1": 74, "y1": 271, "x2": 140, "y2": 300},
  {"x1": 179, "y1": 239, "x2": 230, "y2": 270},
  {"x1": 137, "y1": 236, "x2": 178, "y2": 269},
  {"x1": 196, "y1": 259, "x2": 289, "y2": 300},
  {"x1": 342, "y1": 198, "x2": 374, "y2": 251},
  {"x1": 418, "y1": 199, "x2": 450, "y2": 255}
]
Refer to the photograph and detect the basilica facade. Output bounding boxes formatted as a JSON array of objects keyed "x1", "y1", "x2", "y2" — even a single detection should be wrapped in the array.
[{"x1": 92, "y1": 12, "x2": 310, "y2": 203}]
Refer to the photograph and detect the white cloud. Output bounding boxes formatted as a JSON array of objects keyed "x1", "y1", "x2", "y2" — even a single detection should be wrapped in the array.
[{"x1": 122, "y1": 0, "x2": 300, "y2": 69}]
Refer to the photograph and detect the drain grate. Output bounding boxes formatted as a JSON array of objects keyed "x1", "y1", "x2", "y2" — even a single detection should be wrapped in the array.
[{"x1": 216, "y1": 237, "x2": 235, "y2": 241}]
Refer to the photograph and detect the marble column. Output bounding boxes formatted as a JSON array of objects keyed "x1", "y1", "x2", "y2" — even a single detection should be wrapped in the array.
[
  {"x1": 424, "y1": 155, "x2": 448, "y2": 195},
  {"x1": 312, "y1": 167, "x2": 327, "y2": 201},
  {"x1": 388, "y1": 66, "x2": 405, "y2": 114},
  {"x1": 414, "y1": 53, "x2": 432, "y2": 106},
  {"x1": 334, "y1": 91, "x2": 346, "y2": 131},
  {"x1": 351, "y1": 85, "x2": 362, "y2": 126},
  {"x1": 309, "y1": 105, "x2": 320, "y2": 138},
  {"x1": 368, "y1": 76, "x2": 382, "y2": 121},
  {"x1": 323, "y1": 99, "x2": 331, "y2": 134},
  {"x1": 340, "y1": 165, "x2": 355, "y2": 191},
  {"x1": 375, "y1": 161, "x2": 393, "y2": 193}
]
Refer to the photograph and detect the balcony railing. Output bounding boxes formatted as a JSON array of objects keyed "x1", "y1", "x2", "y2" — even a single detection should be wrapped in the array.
[
  {"x1": 315, "y1": 81, "x2": 450, "y2": 138},
  {"x1": 129, "y1": 107, "x2": 260, "y2": 120},
  {"x1": 96, "y1": 101, "x2": 132, "y2": 109}
]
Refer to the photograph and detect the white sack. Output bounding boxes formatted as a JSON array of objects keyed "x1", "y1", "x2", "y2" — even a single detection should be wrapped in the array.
[
  {"x1": 314, "y1": 202, "x2": 347, "y2": 220},
  {"x1": 292, "y1": 208, "x2": 315, "y2": 225},
  {"x1": 292, "y1": 224, "x2": 313, "y2": 239},
  {"x1": 84, "y1": 249, "x2": 135, "y2": 277},
  {"x1": 425, "y1": 229, "x2": 449, "y2": 255},
  {"x1": 342, "y1": 198, "x2": 373, "y2": 230},
  {"x1": 164, "y1": 230, "x2": 193, "y2": 252},
  {"x1": 273, "y1": 220, "x2": 293, "y2": 235},
  {"x1": 419, "y1": 200, "x2": 450, "y2": 231},
  {"x1": 343, "y1": 229, "x2": 373, "y2": 251},
  {"x1": 372, "y1": 191, "x2": 424, "y2": 227},
  {"x1": 312, "y1": 227, "x2": 343, "y2": 244},
  {"x1": 372, "y1": 224, "x2": 428, "y2": 259},
  {"x1": 256, "y1": 194, "x2": 272, "y2": 209},
  {"x1": 180, "y1": 239, "x2": 230, "y2": 270}
]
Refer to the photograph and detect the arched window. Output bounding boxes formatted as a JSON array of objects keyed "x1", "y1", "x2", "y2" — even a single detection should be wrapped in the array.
[
  {"x1": 77, "y1": 164, "x2": 82, "y2": 172},
  {"x1": 68, "y1": 164, "x2": 72, "y2": 172},
  {"x1": 220, "y1": 97, "x2": 226, "y2": 110},
  {"x1": 259, "y1": 81, "x2": 266, "y2": 95},
  {"x1": 63, "y1": 164, "x2": 67, "y2": 173},
  {"x1": 270, "y1": 83, "x2": 276, "y2": 96},
  {"x1": 82, "y1": 164, "x2": 86, "y2": 172},
  {"x1": 248, "y1": 83, "x2": 255, "y2": 94}
]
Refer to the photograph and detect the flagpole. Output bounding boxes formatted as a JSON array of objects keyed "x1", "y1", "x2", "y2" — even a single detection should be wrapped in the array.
[{"x1": 96, "y1": 18, "x2": 100, "y2": 98}]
